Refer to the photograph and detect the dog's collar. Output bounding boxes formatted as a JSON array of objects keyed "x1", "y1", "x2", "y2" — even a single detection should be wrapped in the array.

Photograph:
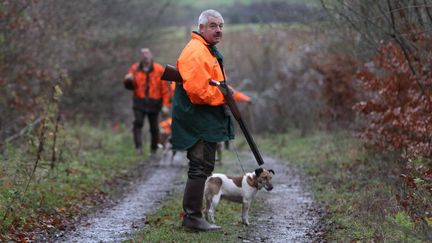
[{"x1": 247, "y1": 175, "x2": 258, "y2": 189}]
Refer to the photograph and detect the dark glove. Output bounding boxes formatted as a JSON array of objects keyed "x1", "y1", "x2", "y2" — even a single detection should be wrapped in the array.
[
  {"x1": 219, "y1": 83, "x2": 233, "y2": 96},
  {"x1": 123, "y1": 80, "x2": 134, "y2": 90}
]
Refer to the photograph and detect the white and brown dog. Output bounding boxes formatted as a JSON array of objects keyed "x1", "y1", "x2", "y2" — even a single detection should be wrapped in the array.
[{"x1": 204, "y1": 168, "x2": 274, "y2": 226}]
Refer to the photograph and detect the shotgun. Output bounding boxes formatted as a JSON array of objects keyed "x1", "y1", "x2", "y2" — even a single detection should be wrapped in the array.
[{"x1": 161, "y1": 64, "x2": 264, "y2": 166}]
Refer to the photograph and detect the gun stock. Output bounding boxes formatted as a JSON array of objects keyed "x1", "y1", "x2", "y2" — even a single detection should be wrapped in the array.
[
  {"x1": 161, "y1": 64, "x2": 264, "y2": 166},
  {"x1": 161, "y1": 64, "x2": 183, "y2": 83}
]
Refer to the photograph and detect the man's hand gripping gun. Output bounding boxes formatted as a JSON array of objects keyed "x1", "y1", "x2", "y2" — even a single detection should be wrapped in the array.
[{"x1": 161, "y1": 64, "x2": 264, "y2": 166}]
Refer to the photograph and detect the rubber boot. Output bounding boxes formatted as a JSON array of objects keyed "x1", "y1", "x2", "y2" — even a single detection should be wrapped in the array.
[
  {"x1": 150, "y1": 127, "x2": 159, "y2": 155},
  {"x1": 182, "y1": 178, "x2": 221, "y2": 231},
  {"x1": 133, "y1": 127, "x2": 142, "y2": 154}
]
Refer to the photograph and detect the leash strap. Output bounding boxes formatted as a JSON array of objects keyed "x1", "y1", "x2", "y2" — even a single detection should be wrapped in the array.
[{"x1": 231, "y1": 141, "x2": 246, "y2": 175}]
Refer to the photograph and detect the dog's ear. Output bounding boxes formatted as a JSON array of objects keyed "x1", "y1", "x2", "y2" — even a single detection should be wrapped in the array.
[
  {"x1": 269, "y1": 169, "x2": 275, "y2": 175},
  {"x1": 255, "y1": 167, "x2": 263, "y2": 177}
]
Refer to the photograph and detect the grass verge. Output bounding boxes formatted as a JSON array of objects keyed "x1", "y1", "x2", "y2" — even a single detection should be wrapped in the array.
[
  {"x1": 131, "y1": 193, "x2": 247, "y2": 243},
  {"x1": 257, "y1": 130, "x2": 431, "y2": 242},
  {"x1": 0, "y1": 123, "x2": 146, "y2": 241}
]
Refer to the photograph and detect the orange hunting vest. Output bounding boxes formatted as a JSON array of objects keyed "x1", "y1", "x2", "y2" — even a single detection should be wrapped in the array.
[
  {"x1": 177, "y1": 32, "x2": 225, "y2": 106},
  {"x1": 127, "y1": 62, "x2": 170, "y2": 106}
]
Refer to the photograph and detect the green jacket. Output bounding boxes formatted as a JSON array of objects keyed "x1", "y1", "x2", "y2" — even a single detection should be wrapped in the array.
[{"x1": 171, "y1": 83, "x2": 234, "y2": 150}]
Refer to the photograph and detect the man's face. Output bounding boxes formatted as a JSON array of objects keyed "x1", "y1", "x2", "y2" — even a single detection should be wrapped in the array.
[
  {"x1": 140, "y1": 49, "x2": 153, "y2": 64},
  {"x1": 199, "y1": 16, "x2": 224, "y2": 45}
]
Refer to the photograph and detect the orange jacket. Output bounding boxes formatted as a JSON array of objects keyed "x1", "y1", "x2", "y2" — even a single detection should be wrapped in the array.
[
  {"x1": 127, "y1": 62, "x2": 170, "y2": 106},
  {"x1": 176, "y1": 32, "x2": 225, "y2": 106},
  {"x1": 231, "y1": 86, "x2": 251, "y2": 103},
  {"x1": 168, "y1": 81, "x2": 176, "y2": 99},
  {"x1": 159, "y1": 117, "x2": 172, "y2": 135}
]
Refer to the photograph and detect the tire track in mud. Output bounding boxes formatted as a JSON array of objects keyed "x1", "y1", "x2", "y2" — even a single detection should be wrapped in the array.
[
  {"x1": 240, "y1": 154, "x2": 325, "y2": 243},
  {"x1": 61, "y1": 154, "x2": 186, "y2": 243}
]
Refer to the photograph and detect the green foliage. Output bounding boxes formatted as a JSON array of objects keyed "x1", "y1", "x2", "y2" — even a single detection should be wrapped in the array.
[
  {"x1": 383, "y1": 211, "x2": 424, "y2": 243},
  {"x1": 258, "y1": 131, "x2": 431, "y2": 241},
  {"x1": 0, "y1": 123, "x2": 144, "y2": 241},
  {"x1": 258, "y1": 131, "x2": 362, "y2": 173},
  {"x1": 392, "y1": 211, "x2": 415, "y2": 229}
]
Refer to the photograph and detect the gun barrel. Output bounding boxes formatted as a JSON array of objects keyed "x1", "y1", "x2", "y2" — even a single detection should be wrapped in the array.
[{"x1": 224, "y1": 93, "x2": 264, "y2": 166}]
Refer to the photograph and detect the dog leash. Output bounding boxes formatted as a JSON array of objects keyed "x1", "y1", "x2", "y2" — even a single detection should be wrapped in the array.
[{"x1": 231, "y1": 141, "x2": 246, "y2": 175}]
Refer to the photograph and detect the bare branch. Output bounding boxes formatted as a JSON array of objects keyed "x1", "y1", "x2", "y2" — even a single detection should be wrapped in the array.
[
  {"x1": 413, "y1": 0, "x2": 425, "y2": 27},
  {"x1": 423, "y1": 0, "x2": 432, "y2": 24},
  {"x1": 387, "y1": 0, "x2": 428, "y2": 99},
  {"x1": 2, "y1": 116, "x2": 42, "y2": 146}
]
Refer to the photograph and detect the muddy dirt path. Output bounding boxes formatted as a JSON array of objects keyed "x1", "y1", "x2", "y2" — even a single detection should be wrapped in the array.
[
  {"x1": 58, "y1": 151, "x2": 324, "y2": 242},
  {"x1": 241, "y1": 154, "x2": 325, "y2": 242},
  {"x1": 61, "y1": 154, "x2": 186, "y2": 243}
]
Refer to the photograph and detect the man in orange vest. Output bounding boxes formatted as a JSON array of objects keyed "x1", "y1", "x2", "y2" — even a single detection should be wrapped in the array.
[
  {"x1": 159, "y1": 116, "x2": 172, "y2": 147},
  {"x1": 171, "y1": 9, "x2": 232, "y2": 232},
  {"x1": 123, "y1": 48, "x2": 170, "y2": 155}
]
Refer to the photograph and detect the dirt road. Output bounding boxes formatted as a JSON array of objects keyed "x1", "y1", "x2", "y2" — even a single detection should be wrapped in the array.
[
  {"x1": 59, "y1": 151, "x2": 325, "y2": 242},
  {"x1": 61, "y1": 155, "x2": 185, "y2": 242},
  {"x1": 241, "y1": 155, "x2": 325, "y2": 242}
]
